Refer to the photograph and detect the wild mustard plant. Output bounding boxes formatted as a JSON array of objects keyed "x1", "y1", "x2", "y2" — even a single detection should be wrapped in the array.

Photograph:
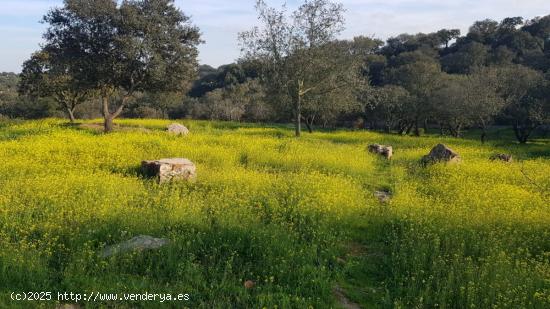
[{"x1": 0, "y1": 118, "x2": 548, "y2": 308}]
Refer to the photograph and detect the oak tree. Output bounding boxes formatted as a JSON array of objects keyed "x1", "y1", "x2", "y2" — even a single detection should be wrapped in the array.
[{"x1": 42, "y1": 0, "x2": 200, "y2": 132}]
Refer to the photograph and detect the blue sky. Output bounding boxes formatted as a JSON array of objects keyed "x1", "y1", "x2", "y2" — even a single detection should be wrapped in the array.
[{"x1": 1, "y1": 0, "x2": 549, "y2": 72}]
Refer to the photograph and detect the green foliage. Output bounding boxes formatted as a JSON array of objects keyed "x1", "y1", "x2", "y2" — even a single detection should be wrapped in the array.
[
  {"x1": 0, "y1": 73, "x2": 20, "y2": 116},
  {"x1": 18, "y1": 51, "x2": 91, "y2": 122},
  {"x1": 494, "y1": 65, "x2": 550, "y2": 143},
  {"x1": 40, "y1": 0, "x2": 201, "y2": 131},
  {"x1": 189, "y1": 63, "x2": 259, "y2": 98},
  {"x1": 360, "y1": 14, "x2": 550, "y2": 143},
  {"x1": 240, "y1": 0, "x2": 359, "y2": 136}
]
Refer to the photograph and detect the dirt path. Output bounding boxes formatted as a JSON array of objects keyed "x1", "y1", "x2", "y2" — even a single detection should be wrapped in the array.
[
  {"x1": 334, "y1": 157, "x2": 395, "y2": 308},
  {"x1": 333, "y1": 285, "x2": 361, "y2": 309}
]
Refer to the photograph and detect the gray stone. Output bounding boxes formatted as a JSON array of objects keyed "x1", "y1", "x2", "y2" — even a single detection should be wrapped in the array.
[
  {"x1": 374, "y1": 190, "x2": 392, "y2": 203},
  {"x1": 101, "y1": 235, "x2": 169, "y2": 258},
  {"x1": 167, "y1": 123, "x2": 189, "y2": 135},
  {"x1": 56, "y1": 305, "x2": 81, "y2": 309},
  {"x1": 141, "y1": 158, "x2": 196, "y2": 183},
  {"x1": 421, "y1": 144, "x2": 460, "y2": 165},
  {"x1": 368, "y1": 144, "x2": 393, "y2": 159},
  {"x1": 490, "y1": 153, "x2": 513, "y2": 163}
]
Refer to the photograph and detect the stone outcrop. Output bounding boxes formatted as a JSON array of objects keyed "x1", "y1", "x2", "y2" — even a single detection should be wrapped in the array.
[
  {"x1": 141, "y1": 158, "x2": 196, "y2": 183},
  {"x1": 100, "y1": 235, "x2": 169, "y2": 258},
  {"x1": 421, "y1": 144, "x2": 460, "y2": 165},
  {"x1": 167, "y1": 123, "x2": 189, "y2": 135},
  {"x1": 368, "y1": 144, "x2": 393, "y2": 160},
  {"x1": 490, "y1": 153, "x2": 513, "y2": 163}
]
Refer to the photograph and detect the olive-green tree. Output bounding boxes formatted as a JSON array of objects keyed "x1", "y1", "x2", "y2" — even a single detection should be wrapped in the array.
[
  {"x1": 41, "y1": 0, "x2": 201, "y2": 132},
  {"x1": 240, "y1": 0, "x2": 359, "y2": 136},
  {"x1": 18, "y1": 51, "x2": 90, "y2": 122}
]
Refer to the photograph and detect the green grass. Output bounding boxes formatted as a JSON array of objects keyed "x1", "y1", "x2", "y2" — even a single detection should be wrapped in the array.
[{"x1": 0, "y1": 118, "x2": 548, "y2": 308}]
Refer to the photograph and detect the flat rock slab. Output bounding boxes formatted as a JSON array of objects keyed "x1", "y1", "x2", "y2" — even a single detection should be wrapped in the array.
[
  {"x1": 167, "y1": 123, "x2": 189, "y2": 135},
  {"x1": 368, "y1": 144, "x2": 393, "y2": 159},
  {"x1": 421, "y1": 144, "x2": 460, "y2": 165},
  {"x1": 101, "y1": 235, "x2": 169, "y2": 258},
  {"x1": 490, "y1": 153, "x2": 513, "y2": 162},
  {"x1": 141, "y1": 158, "x2": 196, "y2": 183}
]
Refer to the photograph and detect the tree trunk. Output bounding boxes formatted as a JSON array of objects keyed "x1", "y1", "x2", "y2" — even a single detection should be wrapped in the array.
[
  {"x1": 302, "y1": 115, "x2": 314, "y2": 133},
  {"x1": 295, "y1": 95, "x2": 302, "y2": 137},
  {"x1": 67, "y1": 108, "x2": 76, "y2": 123},
  {"x1": 456, "y1": 124, "x2": 462, "y2": 138},
  {"x1": 423, "y1": 118, "x2": 429, "y2": 134},
  {"x1": 397, "y1": 121, "x2": 407, "y2": 135},
  {"x1": 480, "y1": 128, "x2": 487, "y2": 144},
  {"x1": 449, "y1": 125, "x2": 458, "y2": 137},
  {"x1": 384, "y1": 123, "x2": 391, "y2": 133},
  {"x1": 405, "y1": 123, "x2": 413, "y2": 135},
  {"x1": 104, "y1": 115, "x2": 114, "y2": 133},
  {"x1": 305, "y1": 120, "x2": 313, "y2": 133},
  {"x1": 102, "y1": 95, "x2": 128, "y2": 133},
  {"x1": 413, "y1": 120, "x2": 420, "y2": 136},
  {"x1": 513, "y1": 123, "x2": 533, "y2": 144}
]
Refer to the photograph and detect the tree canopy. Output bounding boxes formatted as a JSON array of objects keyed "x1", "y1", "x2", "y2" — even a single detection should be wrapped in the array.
[{"x1": 34, "y1": 0, "x2": 201, "y2": 131}]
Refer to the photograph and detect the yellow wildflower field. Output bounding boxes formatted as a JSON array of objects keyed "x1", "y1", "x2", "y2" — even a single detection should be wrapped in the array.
[{"x1": 0, "y1": 118, "x2": 548, "y2": 308}]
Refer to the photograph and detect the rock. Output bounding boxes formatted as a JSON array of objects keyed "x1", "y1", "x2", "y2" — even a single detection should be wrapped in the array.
[
  {"x1": 368, "y1": 144, "x2": 393, "y2": 159},
  {"x1": 374, "y1": 190, "x2": 392, "y2": 203},
  {"x1": 141, "y1": 158, "x2": 196, "y2": 183},
  {"x1": 167, "y1": 123, "x2": 189, "y2": 135},
  {"x1": 490, "y1": 153, "x2": 513, "y2": 163},
  {"x1": 101, "y1": 235, "x2": 169, "y2": 258},
  {"x1": 244, "y1": 280, "x2": 255, "y2": 289},
  {"x1": 56, "y1": 305, "x2": 81, "y2": 309},
  {"x1": 421, "y1": 144, "x2": 460, "y2": 165}
]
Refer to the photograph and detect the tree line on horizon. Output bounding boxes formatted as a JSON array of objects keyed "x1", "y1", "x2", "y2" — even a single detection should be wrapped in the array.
[{"x1": 0, "y1": 0, "x2": 548, "y2": 143}]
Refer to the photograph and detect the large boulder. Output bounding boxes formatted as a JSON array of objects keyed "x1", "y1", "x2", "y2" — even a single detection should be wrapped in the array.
[
  {"x1": 100, "y1": 235, "x2": 169, "y2": 258},
  {"x1": 368, "y1": 144, "x2": 393, "y2": 160},
  {"x1": 421, "y1": 144, "x2": 460, "y2": 165},
  {"x1": 490, "y1": 153, "x2": 513, "y2": 163},
  {"x1": 141, "y1": 158, "x2": 196, "y2": 183},
  {"x1": 167, "y1": 123, "x2": 189, "y2": 135}
]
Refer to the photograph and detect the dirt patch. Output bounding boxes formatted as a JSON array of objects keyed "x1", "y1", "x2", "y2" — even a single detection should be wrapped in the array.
[
  {"x1": 347, "y1": 242, "x2": 367, "y2": 257},
  {"x1": 78, "y1": 123, "x2": 151, "y2": 133},
  {"x1": 333, "y1": 285, "x2": 361, "y2": 309},
  {"x1": 340, "y1": 242, "x2": 385, "y2": 262}
]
